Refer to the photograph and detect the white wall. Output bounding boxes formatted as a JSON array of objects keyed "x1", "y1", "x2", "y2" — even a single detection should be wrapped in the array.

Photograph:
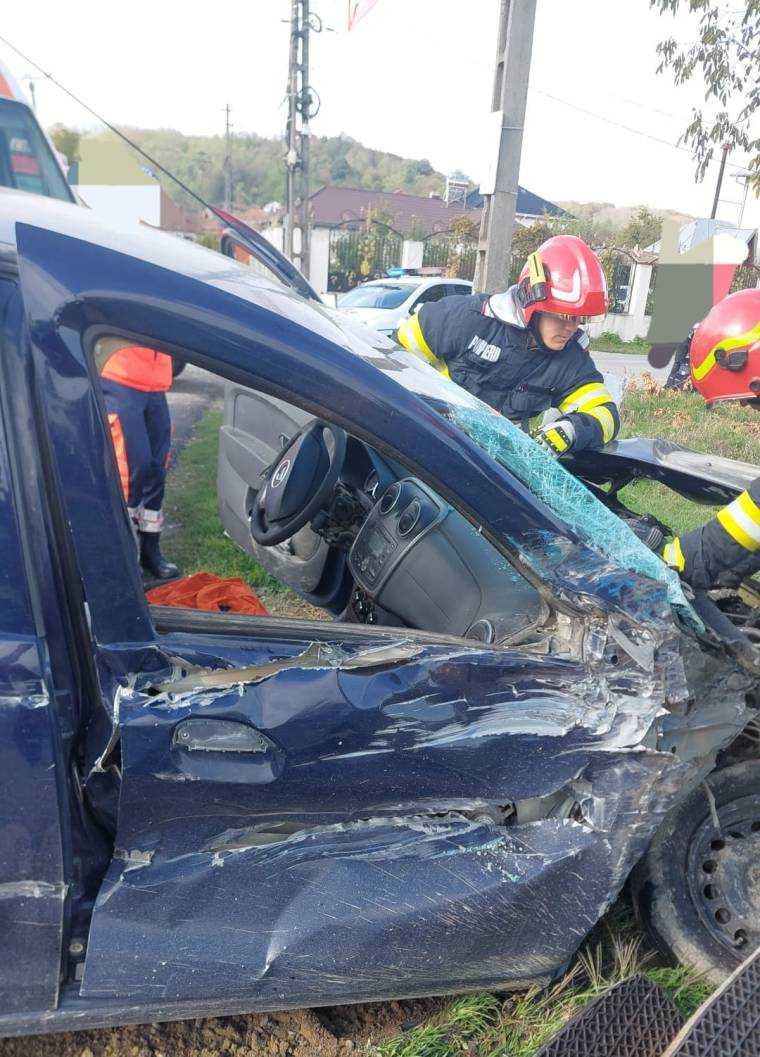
[
  {"x1": 76, "y1": 184, "x2": 161, "y2": 228},
  {"x1": 587, "y1": 261, "x2": 653, "y2": 341},
  {"x1": 309, "y1": 227, "x2": 331, "y2": 294},
  {"x1": 263, "y1": 225, "x2": 284, "y2": 251}
]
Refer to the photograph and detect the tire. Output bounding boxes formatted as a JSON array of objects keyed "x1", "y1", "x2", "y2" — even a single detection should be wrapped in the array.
[
  {"x1": 631, "y1": 759, "x2": 760, "y2": 985},
  {"x1": 171, "y1": 355, "x2": 187, "y2": 378}
]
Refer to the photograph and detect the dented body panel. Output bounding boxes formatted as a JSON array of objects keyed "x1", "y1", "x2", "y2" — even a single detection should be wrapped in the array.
[{"x1": 0, "y1": 194, "x2": 755, "y2": 1036}]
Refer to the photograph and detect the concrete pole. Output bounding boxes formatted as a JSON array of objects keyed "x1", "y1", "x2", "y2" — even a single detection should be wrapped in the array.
[{"x1": 473, "y1": 0, "x2": 537, "y2": 294}]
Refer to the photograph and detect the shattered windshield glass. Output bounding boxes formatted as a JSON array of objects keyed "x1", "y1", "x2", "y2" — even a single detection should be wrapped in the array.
[{"x1": 447, "y1": 402, "x2": 690, "y2": 610}]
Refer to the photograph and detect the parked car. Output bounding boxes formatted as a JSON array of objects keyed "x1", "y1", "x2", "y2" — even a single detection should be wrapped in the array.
[
  {"x1": 0, "y1": 189, "x2": 758, "y2": 1041},
  {"x1": 337, "y1": 275, "x2": 472, "y2": 335},
  {"x1": 0, "y1": 62, "x2": 75, "y2": 203}
]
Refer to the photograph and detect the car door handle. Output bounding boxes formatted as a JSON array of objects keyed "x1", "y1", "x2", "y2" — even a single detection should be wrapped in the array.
[
  {"x1": 172, "y1": 718, "x2": 274, "y2": 754},
  {"x1": 279, "y1": 433, "x2": 291, "y2": 449}
]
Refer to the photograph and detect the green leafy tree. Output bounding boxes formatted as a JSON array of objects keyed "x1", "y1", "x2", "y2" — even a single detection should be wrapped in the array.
[
  {"x1": 619, "y1": 207, "x2": 662, "y2": 249},
  {"x1": 651, "y1": 0, "x2": 760, "y2": 188},
  {"x1": 49, "y1": 124, "x2": 80, "y2": 165}
]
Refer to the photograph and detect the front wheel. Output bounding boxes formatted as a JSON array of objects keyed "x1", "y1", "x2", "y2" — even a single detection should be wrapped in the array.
[{"x1": 631, "y1": 759, "x2": 760, "y2": 985}]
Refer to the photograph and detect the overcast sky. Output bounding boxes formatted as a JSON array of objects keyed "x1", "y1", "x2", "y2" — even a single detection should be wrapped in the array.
[{"x1": 2, "y1": 0, "x2": 757, "y2": 227}]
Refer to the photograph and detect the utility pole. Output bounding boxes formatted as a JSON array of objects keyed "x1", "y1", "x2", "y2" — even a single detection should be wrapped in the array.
[
  {"x1": 223, "y1": 103, "x2": 232, "y2": 211},
  {"x1": 473, "y1": 0, "x2": 537, "y2": 294},
  {"x1": 710, "y1": 142, "x2": 730, "y2": 220},
  {"x1": 284, "y1": 0, "x2": 320, "y2": 277}
]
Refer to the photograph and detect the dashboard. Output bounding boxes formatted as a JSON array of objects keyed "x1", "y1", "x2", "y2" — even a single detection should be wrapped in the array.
[{"x1": 345, "y1": 467, "x2": 545, "y2": 644}]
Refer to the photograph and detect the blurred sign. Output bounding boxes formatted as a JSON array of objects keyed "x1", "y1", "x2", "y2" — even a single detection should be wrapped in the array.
[
  {"x1": 647, "y1": 219, "x2": 748, "y2": 368},
  {"x1": 348, "y1": 0, "x2": 379, "y2": 30}
]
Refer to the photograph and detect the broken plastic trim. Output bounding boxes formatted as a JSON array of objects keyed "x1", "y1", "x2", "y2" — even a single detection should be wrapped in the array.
[{"x1": 154, "y1": 639, "x2": 426, "y2": 695}]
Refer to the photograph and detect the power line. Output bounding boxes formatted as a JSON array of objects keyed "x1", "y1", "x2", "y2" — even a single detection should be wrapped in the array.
[{"x1": 533, "y1": 87, "x2": 750, "y2": 174}]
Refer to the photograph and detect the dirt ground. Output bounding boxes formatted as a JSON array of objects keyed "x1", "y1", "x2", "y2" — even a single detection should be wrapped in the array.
[{"x1": 0, "y1": 996, "x2": 449, "y2": 1057}]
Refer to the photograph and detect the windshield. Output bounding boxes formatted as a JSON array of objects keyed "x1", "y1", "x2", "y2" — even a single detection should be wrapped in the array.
[
  {"x1": 339, "y1": 283, "x2": 414, "y2": 309},
  {"x1": 0, "y1": 99, "x2": 73, "y2": 202},
  {"x1": 447, "y1": 402, "x2": 689, "y2": 610}
]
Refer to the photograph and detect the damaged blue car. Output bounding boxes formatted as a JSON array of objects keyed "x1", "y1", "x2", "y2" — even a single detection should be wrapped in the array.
[{"x1": 0, "y1": 190, "x2": 759, "y2": 1041}]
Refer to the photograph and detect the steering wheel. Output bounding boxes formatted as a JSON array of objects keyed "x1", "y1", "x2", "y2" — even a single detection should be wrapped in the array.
[{"x1": 249, "y1": 420, "x2": 347, "y2": 546}]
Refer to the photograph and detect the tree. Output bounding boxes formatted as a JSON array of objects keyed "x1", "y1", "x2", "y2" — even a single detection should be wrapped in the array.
[
  {"x1": 619, "y1": 207, "x2": 662, "y2": 249},
  {"x1": 650, "y1": 0, "x2": 760, "y2": 188},
  {"x1": 49, "y1": 124, "x2": 80, "y2": 166}
]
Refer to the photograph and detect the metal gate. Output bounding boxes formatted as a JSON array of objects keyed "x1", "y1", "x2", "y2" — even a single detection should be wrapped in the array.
[
  {"x1": 422, "y1": 234, "x2": 477, "y2": 281},
  {"x1": 328, "y1": 225, "x2": 402, "y2": 293}
]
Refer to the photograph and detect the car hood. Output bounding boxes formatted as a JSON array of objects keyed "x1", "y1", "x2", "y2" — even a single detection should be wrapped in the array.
[
  {"x1": 569, "y1": 437, "x2": 756, "y2": 507},
  {"x1": 337, "y1": 306, "x2": 400, "y2": 329}
]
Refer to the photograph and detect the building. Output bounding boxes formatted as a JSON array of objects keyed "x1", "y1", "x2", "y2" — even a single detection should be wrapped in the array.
[
  {"x1": 588, "y1": 218, "x2": 759, "y2": 343},
  {"x1": 647, "y1": 217, "x2": 758, "y2": 267},
  {"x1": 69, "y1": 135, "x2": 200, "y2": 235},
  {"x1": 263, "y1": 184, "x2": 566, "y2": 295}
]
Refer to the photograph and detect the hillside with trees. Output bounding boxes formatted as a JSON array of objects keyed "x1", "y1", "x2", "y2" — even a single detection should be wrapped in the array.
[
  {"x1": 50, "y1": 125, "x2": 692, "y2": 252},
  {"x1": 63, "y1": 127, "x2": 447, "y2": 208}
]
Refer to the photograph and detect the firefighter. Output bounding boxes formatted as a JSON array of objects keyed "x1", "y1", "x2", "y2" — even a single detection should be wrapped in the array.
[
  {"x1": 662, "y1": 289, "x2": 760, "y2": 588},
  {"x1": 395, "y1": 235, "x2": 619, "y2": 455},
  {"x1": 100, "y1": 342, "x2": 179, "y2": 580}
]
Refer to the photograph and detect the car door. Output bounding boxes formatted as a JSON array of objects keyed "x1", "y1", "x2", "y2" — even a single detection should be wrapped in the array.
[
  {"x1": 216, "y1": 230, "x2": 346, "y2": 605},
  {"x1": 217, "y1": 384, "x2": 343, "y2": 602},
  {"x1": 0, "y1": 280, "x2": 70, "y2": 1017},
  {"x1": 407, "y1": 280, "x2": 446, "y2": 316},
  {"x1": 14, "y1": 218, "x2": 635, "y2": 1016}
]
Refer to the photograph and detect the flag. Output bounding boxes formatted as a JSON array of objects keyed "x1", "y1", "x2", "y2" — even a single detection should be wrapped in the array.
[{"x1": 348, "y1": 0, "x2": 379, "y2": 30}]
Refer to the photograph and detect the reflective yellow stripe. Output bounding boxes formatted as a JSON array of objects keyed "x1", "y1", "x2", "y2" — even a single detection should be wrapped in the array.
[
  {"x1": 693, "y1": 321, "x2": 760, "y2": 381},
  {"x1": 692, "y1": 348, "x2": 716, "y2": 382},
  {"x1": 559, "y1": 383, "x2": 614, "y2": 414},
  {"x1": 396, "y1": 315, "x2": 450, "y2": 377},
  {"x1": 527, "y1": 251, "x2": 545, "y2": 287},
  {"x1": 586, "y1": 403, "x2": 616, "y2": 443},
  {"x1": 544, "y1": 427, "x2": 569, "y2": 453},
  {"x1": 663, "y1": 538, "x2": 685, "y2": 572},
  {"x1": 717, "y1": 489, "x2": 760, "y2": 552}
]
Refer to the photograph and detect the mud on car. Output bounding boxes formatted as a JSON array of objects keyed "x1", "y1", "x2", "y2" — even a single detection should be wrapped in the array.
[{"x1": 0, "y1": 190, "x2": 758, "y2": 1040}]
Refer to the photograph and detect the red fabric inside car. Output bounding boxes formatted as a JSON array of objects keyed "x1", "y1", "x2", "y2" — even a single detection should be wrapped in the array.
[{"x1": 146, "y1": 572, "x2": 268, "y2": 616}]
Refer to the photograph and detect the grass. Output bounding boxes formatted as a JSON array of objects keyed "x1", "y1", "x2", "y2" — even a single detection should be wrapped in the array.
[
  {"x1": 591, "y1": 331, "x2": 651, "y2": 355},
  {"x1": 163, "y1": 409, "x2": 284, "y2": 594},
  {"x1": 616, "y1": 380, "x2": 760, "y2": 535},
  {"x1": 368, "y1": 920, "x2": 713, "y2": 1057}
]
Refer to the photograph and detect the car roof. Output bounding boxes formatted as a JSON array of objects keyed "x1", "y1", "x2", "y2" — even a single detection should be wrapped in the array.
[{"x1": 0, "y1": 192, "x2": 482, "y2": 411}]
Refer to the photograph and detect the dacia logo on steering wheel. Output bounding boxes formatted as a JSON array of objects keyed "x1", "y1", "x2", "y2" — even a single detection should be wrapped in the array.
[{"x1": 271, "y1": 459, "x2": 291, "y2": 488}]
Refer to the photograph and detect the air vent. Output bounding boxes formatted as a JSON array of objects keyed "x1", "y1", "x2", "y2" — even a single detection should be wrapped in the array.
[
  {"x1": 379, "y1": 482, "x2": 402, "y2": 515},
  {"x1": 398, "y1": 500, "x2": 421, "y2": 537}
]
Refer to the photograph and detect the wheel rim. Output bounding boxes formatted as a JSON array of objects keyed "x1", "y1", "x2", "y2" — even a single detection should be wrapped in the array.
[{"x1": 687, "y1": 793, "x2": 760, "y2": 957}]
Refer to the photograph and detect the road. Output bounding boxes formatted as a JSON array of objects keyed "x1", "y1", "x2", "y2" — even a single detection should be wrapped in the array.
[{"x1": 591, "y1": 350, "x2": 668, "y2": 405}]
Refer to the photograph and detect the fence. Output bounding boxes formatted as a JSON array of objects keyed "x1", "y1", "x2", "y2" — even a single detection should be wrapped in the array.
[
  {"x1": 327, "y1": 224, "x2": 403, "y2": 293},
  {"x1": 422, "y1": 233, "x2": 478, "y2": 281},
  {"x1": 731, "y1": 263, "x2": 760, "y2": 294}
]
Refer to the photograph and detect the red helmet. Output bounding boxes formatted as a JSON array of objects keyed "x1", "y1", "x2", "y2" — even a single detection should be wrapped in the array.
[
  {"x1": 690, "y1": 289, "x2": 760, "y2": 405},
  {"x1": 517, "y1": 235, "x2": 608, "y2": 323}
]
